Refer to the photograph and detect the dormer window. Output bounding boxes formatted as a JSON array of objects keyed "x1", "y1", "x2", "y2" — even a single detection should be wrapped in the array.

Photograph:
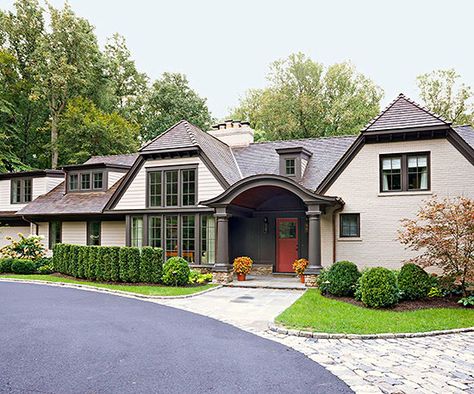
[
  {"x1": 69, "y1": 174, "x2": 79, "y2": 191},
  {"x1": 285, "y1": 158, "x2": 296, "y2": 176},
  {"x1": 11, "y1": 178, "x2": 32, "y2": 204},
  {"x1": 276, "y1": 147, "x2": 312, "y2": 181},
  {"x1": 81, "y1": 173, "x2": 91, "y2": 190},
  {"x1": 67, "y1": 171, "x2": 105, "y2": 192},
  {"x1": 93, "y1": 172, "x2": 103, "y2": 189}
]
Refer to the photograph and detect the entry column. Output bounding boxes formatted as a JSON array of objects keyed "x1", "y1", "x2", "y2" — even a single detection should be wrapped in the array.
[
  {"x1": 213, "y1": 207, "x2": 233, "y2": 283},
  {"x1": 304, "y1": 204, "x2": 322, "y2": 287}
]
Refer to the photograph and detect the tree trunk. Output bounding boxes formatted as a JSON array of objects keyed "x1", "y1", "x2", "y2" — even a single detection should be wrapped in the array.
[{"x1": 51, "y1": 112, "x2": 59, "y2": 169}]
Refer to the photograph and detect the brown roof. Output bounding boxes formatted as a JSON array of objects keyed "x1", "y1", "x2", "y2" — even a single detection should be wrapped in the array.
[
  {"x1": 0, "y1": 211, "x2": 19, "y2": 218},
  {"x1": 17, "y1": 179, "x2": 123, "y2": 216},
  {"x1": 363, "y1": 94, "x2": 450, "y2": 132},
  {"x1": 84, "y1": 153, "x2": 138, "y2": 167}
]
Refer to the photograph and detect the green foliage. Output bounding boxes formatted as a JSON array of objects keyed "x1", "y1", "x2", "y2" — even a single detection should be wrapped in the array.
[
  {"x1": 95, "y1": 246, "x2": 107, "y2": 281},
  {"x1": 140, "y1": 246, "x2": 163, "y2": 283},
  {"x1": 325, "y1": 261, "x2": 361, "y2": 297},
  {"x1": 118, "y1": 247, "x2": 130, "y2": 282},
  {"x1": 230, "y1": 53, "x2": 382, "y2": 140},
  {"x1": 428, "y1": 286, "x2": 443, "y2": 298},
  {"x1": 11, "y1": 258, "x2": 36, "y2": 274},
  {"x1": 316, "y1": 268, "x2": 330, "y2": 295},
  {"x1": 37, "y1": 264, "x2": 53, "y2": 274},
  {"x1": 127, "y1": 247, "x2": 141, "y2": 283},
  {"x1": 188, "y1": 270, "x2": 213, "y2": 285},
  {"x1": 0, "y1": 233, "x2": 46, "y2": 260},
  {"x1": 458, "y1": 296, "x2": 474, "y2": 307},
  {"x1": 162, "y1": 257, "x2": 191, "y2": 286},
  {"x1": 398, "y1": 263, "x2": 431, "y2": 300},
  {"x1": 107, "y1": 247, "x2": 120, "y2": 282},
  {"x1": 34, "y1": 257, "x2": 52, "y2": 270},
  {"x1": 0, "y1": 258, "x2": 13, "y2": 273},
  {"x1": 359, "y1": 267, "x2": 399, "y2": 308}
]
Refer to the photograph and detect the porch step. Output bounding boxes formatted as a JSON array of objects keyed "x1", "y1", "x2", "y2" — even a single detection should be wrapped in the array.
[{"x1": 222, "y1": 275, "x2": 306, "y2": 291}]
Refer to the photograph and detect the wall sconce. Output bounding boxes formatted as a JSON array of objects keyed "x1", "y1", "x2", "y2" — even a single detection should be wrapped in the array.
[{"x1": 263, "y1": 217, "x2": 268, "y2": 234}]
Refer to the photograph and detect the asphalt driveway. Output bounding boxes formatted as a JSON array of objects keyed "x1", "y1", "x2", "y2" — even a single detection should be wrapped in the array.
[{"x1": 0, "y1": 282, "x2": 351, "y2": 393}]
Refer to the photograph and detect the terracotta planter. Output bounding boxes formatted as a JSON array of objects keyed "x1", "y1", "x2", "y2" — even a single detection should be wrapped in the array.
[
  {"x1": 300, "y1": 275, "x2": 305, "y2": 283},
  {"x1": 237, "y1": 273, "x2": 246, "y2": 281}
]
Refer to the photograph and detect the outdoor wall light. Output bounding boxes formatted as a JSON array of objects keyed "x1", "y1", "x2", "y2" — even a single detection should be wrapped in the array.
[{"x1": 263, "y1": 217, "x2": 269, "y2": 233}]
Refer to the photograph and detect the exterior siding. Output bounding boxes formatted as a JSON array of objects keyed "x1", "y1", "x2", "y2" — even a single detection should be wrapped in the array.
[
  {"x1": 107, "y1": 171, "x2": 126, "y2": 189},
  {"x1": 325, "y1": 138, "x2": 474, "y2": 269},
  {"x1": 101, "y1": 221, "x2": 126, "y2": 246},
  {"x1": 0, "y1": 226, "x2": 31, "y2": 247},
  {"x1": 114, "y1": 156, "x2": 224, "y2": 210},
  {"x1": 37, "y1": 222, "x2": 49, "y2": 251},
  {"x1": 62, "y1": 222, "x2": 87, "y2": 245}
]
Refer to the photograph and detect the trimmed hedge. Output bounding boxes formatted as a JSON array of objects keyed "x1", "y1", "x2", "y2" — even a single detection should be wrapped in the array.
[
  {"x1": 325, "y1": 260, "x2": 360, "y2": 296},
  {"x1": 359, "y1": 267, "x2": 399, "y2": 308},
  {"x1": 11, "y1": 259, "x2": 36, "y2": 274},
  {"x1": 398, "y1": 263, "x2": 431, "y2": 300},
  {"x1": 53, "y1": 244, "x2": 163, "y2": 284}
]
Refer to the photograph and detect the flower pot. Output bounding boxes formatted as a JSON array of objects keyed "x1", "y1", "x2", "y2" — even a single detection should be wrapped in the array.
[
  {"x1": 237, "y1": 273, "x2": 246, "y2": 281},
  {"x1": 300, "y1": 275, "x2": 305, "y2": 283}
]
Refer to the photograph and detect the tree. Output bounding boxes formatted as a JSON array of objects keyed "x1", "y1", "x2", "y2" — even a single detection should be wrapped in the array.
[
  {"x1": 230, "y1": 53, "x2": 382, "y2": 140},
  {"x1": 57, "y1": 97, "x2": 139, "y2": 165},
  {"x1": 399, "y1": 196, "x2": 474, "y2": 296},
  {"x1": 417, "y1": 69, "x2": 473, "y2": 125},
  {"x1": 141, "y1": 72, "x2": 213, "y2": 142}
]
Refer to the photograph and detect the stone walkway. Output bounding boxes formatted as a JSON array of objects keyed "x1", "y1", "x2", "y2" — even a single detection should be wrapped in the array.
[{"x1": 154, "y1": 287, "x2": 474, "y2": 394}]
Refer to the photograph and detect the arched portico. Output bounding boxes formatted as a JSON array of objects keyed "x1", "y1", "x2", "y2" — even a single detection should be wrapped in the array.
[{"x1": 202, "y1": 175, "x2": 340, "y2": 285}]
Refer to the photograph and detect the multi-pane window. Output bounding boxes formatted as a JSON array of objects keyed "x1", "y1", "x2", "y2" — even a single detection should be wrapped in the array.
[
  {"x1": 148, "y1": 216, "x2": 162, "y2": 248},
  {"x1": 93, "y1": 173, "x2": 103, "y2": 190},
  {"x1": 181, "y1": 169, "x2": 196, "y2": 206},
  {"x1": 165, "y1": 171, "x2": 178, "y2": 207},
  {"x1": 381, "y1": 157, "x2": 402, "y2": 191},
  {"x1": 148, "y1": 172, "x2": 162, "y2": 207},
  {"x1": 81, "y1": 173, "x2": 91, "y2": 190},
  {"x1": 181, "y1": 215, "x2": 195, "y2": 263},
  {"x1": 165, "y1": 215, "x2": 178, "y2": 259},
  {"x1": 131, "y1": 217, "x2": 143, "y2": 248},
  {"x1": 407, "y1": 155, "x2": 428, "y2": 190},
  {"x1": 69, "y1": 174, "x2": 79, "y2": 191},
  {"x1": 201, "y1": 215, "x2": 216, "y2": 264},
  {"x1": 49, "y1": 221, "x2": 62, "y2": 249},
  {"x1": 87, "y1": 221, "x2": 101, "y2": 246},
  {"x1": 285, "y1": 158, "x2": 296, "y2": 176},
  {"x1": 380, "y1": 153, "x2": 430, "y2": 192},
  {"x1": 11, "y1": 178, "x2": 32, "y2": 204},
  {"x1": 340, "y1": 214, "x2": 360, "y2": 238}
]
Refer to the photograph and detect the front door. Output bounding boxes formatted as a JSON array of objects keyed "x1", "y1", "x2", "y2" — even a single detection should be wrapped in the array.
[{"x1": 276, "y1": 218, "x2": 298, "y2": 273}]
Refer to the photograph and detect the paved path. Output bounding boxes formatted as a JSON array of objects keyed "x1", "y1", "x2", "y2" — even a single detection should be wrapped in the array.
[{"x1": 0, "y1": 282, "x2": 350, "y2": 394}]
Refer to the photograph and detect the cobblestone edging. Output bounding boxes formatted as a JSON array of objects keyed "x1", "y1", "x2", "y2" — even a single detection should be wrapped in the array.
[
  {"x1": 268, "y1": 321, "x2": 474, "y2": 339},
  {"x1": 0, "y1": 278, "x2": 222, "y2": 300}
]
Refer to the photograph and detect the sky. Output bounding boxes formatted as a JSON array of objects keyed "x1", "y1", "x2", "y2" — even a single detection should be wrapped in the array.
[{"x1": 2, "y1": 0, "x2": 474, "y2": 119}]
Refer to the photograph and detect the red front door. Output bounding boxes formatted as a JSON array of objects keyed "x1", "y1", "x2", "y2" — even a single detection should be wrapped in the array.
[{"x1": 276, "y1": 218, "x2": 299, "y2": 273}]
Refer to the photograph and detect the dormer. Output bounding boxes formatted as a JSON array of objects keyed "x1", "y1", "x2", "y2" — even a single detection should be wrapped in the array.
[
  {"x1": 62, "y1": 163, "x2": 130, "y2": 193},
  {"x1": 208, "y1": 120, "x2": 255, "y2": 148},
  {"x1": 275, "y1": 147, "x2": 312, "y2": 181}
]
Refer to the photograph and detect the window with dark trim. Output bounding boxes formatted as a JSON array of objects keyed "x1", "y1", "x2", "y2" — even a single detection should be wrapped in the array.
[
  {"x1": 93, "y1": 172, "x2": 103, "y2": 190},
  {"x1": 49, "y1": 220, "x2": 62, "y2": 249},
  {"x1": 69, "y1": 174, "x2": 79, "y2": 191},
  {"x1": 87, "y1": 221, "x2": 101, "y2": 246},
  {"x1": 67, "y1": 171, "x2": 105, "y2": 192},
  {"x1": 148, "y1": 216, "x2": 162, "y2": 248},
  {"x1": 165, "y1": 171, "x2": 178, "y2": 207},
  {"x1": 181, "y1": 215, "x2": 195, "y2": 263},
  {"x1": 11, "y1": 178, "x2": 32, "y2": 204},
  {"x1": 147, "y1": 167, "x2": 197, "y2": 208},
  {"x1": 380, "y1": 152, "x2": 430, "y2": 192},
  {"x1": 285, "y1": 158, "x2": 296, "y2": 176},
  {"x1": 181, "y1": 169, "x2": 196, "y2": 206},
  {"x1": 201, "y1": 215, "x2": 216, "y2": 264},
  {"x1": 131, "y1": 216, "x2": 143, "y2": 248},
  {"x1": 165, "y1": 215, "x2": 178, "y2": 259},
  {"x1": 148, "y1": 171, "x2": 162, "y2": 207},
  {"x1": 340, "y1": 214, "x2": 360, "y2": 238},
  {"x1": 81, "y1": 173, "x2": 91, "y2": 190}
]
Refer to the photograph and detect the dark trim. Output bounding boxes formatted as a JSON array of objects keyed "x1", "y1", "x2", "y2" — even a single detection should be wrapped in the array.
[
  {"x1": 48, "y1": 220, "x2": 62, "y2": 249},
  {"x1": 447, "y1": 129, "x2": 474, "y2": 166},
  {"x1": 66, "y1": 169, "x2": 109, "y2": 193},
  {"x1": 62, "y1": 163, "x2": 131, "y2": 171},
  {"x1": 86, "y1": 220, "x2": 102, "y2": 246},
  {"x1": 339, "y1": 213, "x2": 360, "y2": 238},
  {"x1": 105, "y1": 207, "x2": 214, "y2": 215},
  {"x1": 141, "y1": 146, "x2": 200, "y2": 155},
  {"x1": 275, "y1": 147, "x2": 313, "y2": 157},
  {"x1": 364, "y1": 124, "x2": 450, "y2": 135},
  {"x1": 10, "y1": 177, "x2": 33, "y2": 204},
  {"x1": 0, "y1": 170, "x2": 64, "y2": 180}
]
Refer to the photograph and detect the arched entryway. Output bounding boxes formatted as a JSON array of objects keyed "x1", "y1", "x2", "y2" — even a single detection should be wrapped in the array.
[{"x1": 202, "y1": 175, "x2": 340, "y2": 283}]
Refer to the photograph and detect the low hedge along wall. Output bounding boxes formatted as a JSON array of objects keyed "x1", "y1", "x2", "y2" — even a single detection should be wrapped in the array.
[{"x1": 53, "y1": 244, "x2": 163, "y2": 283}]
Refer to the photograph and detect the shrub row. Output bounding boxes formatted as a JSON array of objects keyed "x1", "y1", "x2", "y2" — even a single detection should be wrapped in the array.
[
  {"x1": 53, "y1": 244, "x2": 163, "y2": 283},
  {"x1": 0, "y1": 257, "x2": 52, "y2": 274}
]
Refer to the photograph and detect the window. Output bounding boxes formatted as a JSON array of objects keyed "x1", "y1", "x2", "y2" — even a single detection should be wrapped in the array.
[
  {"x1": 285, "y1": 158, "x2": 296, "y2": 176},
  {"x1": 148, "y1": 172, "x2": 162, "y2": 207},
  {"x1": 380, "y1": 153, "x2": 430, "y2": 192},
  {"x1": 181, "y1": 215, "x2": 195, "y2": 263},
  {"x1": 149, "y1": 216, "x2": 162, "y2": 248},
  {"x1": 93, "y1": 172, "x2": 103, "y2": 190},
  {"x1": 165, "y1": 215, "x2": 178, "y2": 259},
  {"x1": 49, "y1": 221, "x2": 62, "y2": 249},
  {"x1": 11, "y1": 178, "x2": 32, "y2": 204},
  {"x1": 131, "y1": 217, "x2": 143, "y2": 248},
  {"x1": 87, "y1": 221, "x2": 101, "y2": 246},
  {"x1": 69, "y1": 174, "x2": 79, "y2": 191},
  {"x1": 181, "y1": 169, "x2": 196, "y2": 206},
  {"x1": 201, "y1": 215, "x2": 216, "y2": 264},
  {"x1": 81, "y1": 173, "x2": 91, "y2": 190},
  {"x1": 165, "y1": 170, "x2": 178, "y2": 207},
  {"x1": 340, "y1": 214, "x2": 360, "y2": 238}
]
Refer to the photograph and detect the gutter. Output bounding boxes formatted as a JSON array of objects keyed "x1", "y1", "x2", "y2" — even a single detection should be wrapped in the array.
[{"x1": 22, "y1": 216, "x2": 39, "y2": 236}]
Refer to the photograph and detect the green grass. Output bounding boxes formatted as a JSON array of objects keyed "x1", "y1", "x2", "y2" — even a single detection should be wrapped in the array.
[
  {"x1": 276, "y1": 289, "x2": 474, "y2": 334},
  {"x1": 0, "y1": 274, "x2": 216, "y2": 296}
]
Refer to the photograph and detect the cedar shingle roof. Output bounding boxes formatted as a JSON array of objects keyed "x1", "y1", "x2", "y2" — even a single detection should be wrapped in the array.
[{"x1": 363, "y1": 94, "x2": 450, "y2": 132}]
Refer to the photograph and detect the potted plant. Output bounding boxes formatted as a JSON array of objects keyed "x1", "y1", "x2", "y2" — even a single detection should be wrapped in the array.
[
  {"x1": 233, "y1": 256, "x2": 253, "y2": 281},
  {"x1": 293, "y1": 258, "x2": 309, "y2": 283}
]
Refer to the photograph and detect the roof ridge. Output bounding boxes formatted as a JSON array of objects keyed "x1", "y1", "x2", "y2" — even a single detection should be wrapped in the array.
[
  {"x1": 182, "y1": 121, "x2": 198, "y2": 146},
  {"x1": 240, "y1": 134, "x2": 357, "y2": 147},
  {"x1": 139, "y1": 120, "x2": 188, "y2": 151}
]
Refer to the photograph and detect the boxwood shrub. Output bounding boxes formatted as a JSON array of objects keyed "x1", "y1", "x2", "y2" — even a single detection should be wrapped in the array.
[
  {"x1": 398, "y1": 263, "x2": 431, "y2": 300},
  {"x1": 140, "y1": 246, "x2": 163, "y2": 283},
  {"x1": 0, "y1": 258, "x2": 13, "y2": 273},
  {"x1": 325, "y1": 260, "x2": 360, "y2": 296},
  {"x1": 359, "y1": 267, "x2": 399, "y2": 308},
  {"x1": 162, "y1": 257, "x2": 190, "y2": 286},
  {"x1": 11, "y1": 259, "x2": 36, "y2": 274}
]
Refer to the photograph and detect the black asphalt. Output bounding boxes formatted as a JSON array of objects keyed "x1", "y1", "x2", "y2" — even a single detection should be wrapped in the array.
[{"x1": 0, "y1": 282, "x2": 352, "y2": 393}]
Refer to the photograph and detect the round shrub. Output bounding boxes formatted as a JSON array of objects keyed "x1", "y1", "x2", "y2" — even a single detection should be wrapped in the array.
[
  {"x1": 316, "y1": 269, "x2": 330, "y2": 294},
  {"x1": 0, "y1": 258, "x2": 13, "y2": 273},
  {"x1": 359, "y1": 267, "x2": 399, "y2": 308},
  {"x1": 11, "y1": 259, "x2": 36, "y2": 274},
  {"x1": 162, "y1": 257, "x2": 190, "y2": 286},
  {"x1": 398, "y1": 263, "x2": 431, "y2": 300},
  {"x1": 326, "y1": 261, "x2": 360, "y2": 296}
]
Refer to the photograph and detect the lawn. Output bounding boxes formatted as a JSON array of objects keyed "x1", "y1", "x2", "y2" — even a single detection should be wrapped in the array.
[
  {"x1": 276, "y1": 289, "x2": 474, "y2": 334},
  {"x1": 0, "y1": 274, "x2": 217, "y2": 296}
]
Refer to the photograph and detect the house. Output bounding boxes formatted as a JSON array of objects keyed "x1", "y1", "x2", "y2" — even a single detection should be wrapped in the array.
[{"x1": 1, "y1": 94, "x2": 473, "y2": 284}]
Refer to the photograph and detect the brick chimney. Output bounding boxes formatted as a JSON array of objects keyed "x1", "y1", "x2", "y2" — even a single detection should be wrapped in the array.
[{"x1": 208, "y1": 120, "x2": 254, "y2": 147}]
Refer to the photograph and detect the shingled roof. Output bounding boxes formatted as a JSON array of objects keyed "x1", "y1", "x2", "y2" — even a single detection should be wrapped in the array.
[
  {"x1": 84, "y1": 153, "x2": 138, "y2": 167},
  {"x1": 454, "y1": 125, "x2": 474, "y2": 150},
  {"x1": 140, "y1": 120, "x2": 241, "y2": 185},
  {"x1": 363, "y1": 94, "x2": 450, "y2": 132}
]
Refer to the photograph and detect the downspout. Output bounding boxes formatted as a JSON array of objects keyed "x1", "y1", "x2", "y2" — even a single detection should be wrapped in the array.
[
  {"x1": 332, "y1": 205, "x2": 344, "y2": 263},
  {"x1": 22, "y1": 216, "x2": 39, "y2": 235}
]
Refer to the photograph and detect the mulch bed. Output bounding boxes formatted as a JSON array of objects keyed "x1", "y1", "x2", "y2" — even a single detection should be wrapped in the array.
[{"x1": 324, "y1": 294, "x2": 464, "y2": 311}]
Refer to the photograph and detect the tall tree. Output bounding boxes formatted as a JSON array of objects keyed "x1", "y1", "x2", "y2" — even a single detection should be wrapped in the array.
[
  {"x1": 231, "y1": 53, "x2": 382, "y2": 140},
  {"x1": 141, "y1": 72, "x2": 213, "y2": 142},
  {"x1": 57, "y1": 97, "x2": 139, "y2": 165},
  {"x1": 417, "y1": 69, "x2": 473, "y2": 125}
]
